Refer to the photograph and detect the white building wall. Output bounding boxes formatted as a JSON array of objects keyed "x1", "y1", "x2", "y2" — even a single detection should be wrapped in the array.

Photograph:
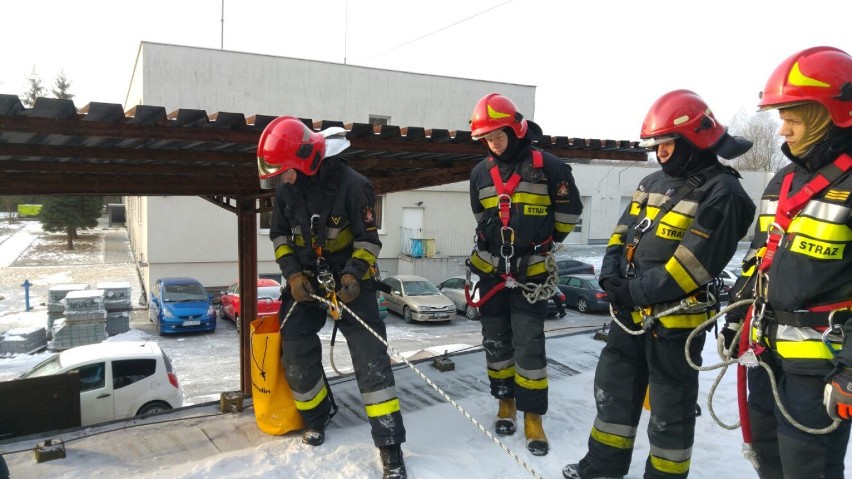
[{"x1": 124, "y1": 43, "x2": 535, "y2": 294}]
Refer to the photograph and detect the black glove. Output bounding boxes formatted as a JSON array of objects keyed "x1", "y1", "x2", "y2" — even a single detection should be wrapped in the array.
[
  {"x1": 718, "y1": 321, "x2": 741, "y2": 358},
  {"x1": 337, "y1": 274, "x2": 361, "y2": 304},
  {"x1": 824, "y1": 367, "x2": 852, "y2": 421},
  {"x1": 287, "y1": 272, "x2": 316, "y2": 303},
  {"x1": 603, "y1": 276, "x2": 635, "y2": 310}
]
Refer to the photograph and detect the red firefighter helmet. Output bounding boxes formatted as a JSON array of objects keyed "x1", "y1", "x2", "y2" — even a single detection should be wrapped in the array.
[
  {"x1": 257, "y1": 116, "x2": 325, "y2": 188},
  {"x1": 758, "y1": 46, "x2": 852, "y2": 127},
  {"x1": 639, "y1": 89, "x2": 726, "y2": 150},
  {"x1": 469, "y1": 93, "x2": 528, "y2": 140}
]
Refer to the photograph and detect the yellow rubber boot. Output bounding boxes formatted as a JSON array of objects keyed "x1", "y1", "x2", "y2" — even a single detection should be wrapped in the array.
[
  {"x1": 495, "y1": 398, "x2": 516, "y2": 435},
  {"x1": 524, "y1": 413, "x2": 549, "y2": 456}
]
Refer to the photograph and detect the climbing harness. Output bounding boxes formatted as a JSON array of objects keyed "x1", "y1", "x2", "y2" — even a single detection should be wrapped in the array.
[
  {"x1": 606, "y1": 286, "x2": 718, "y2": 336},
  {"x1": 309, "y1": 293, "x2": 546, "y2": 479},
  {"x1": 465, "y1": 150, "x2": 559, "y2": 309}
]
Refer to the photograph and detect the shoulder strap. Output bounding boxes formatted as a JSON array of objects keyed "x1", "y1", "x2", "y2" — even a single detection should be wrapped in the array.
[{"x1": 759, "y1": 152, "x2": 852, "y2": 273}]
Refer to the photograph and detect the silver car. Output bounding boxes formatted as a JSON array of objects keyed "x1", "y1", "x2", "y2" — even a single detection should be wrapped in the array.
[
  {"x1": 381, "y1": 275, "x2": 456, "y2": 323},
  {"x1": 437, "y1": 275, "x2": 481, "y2": 320}
]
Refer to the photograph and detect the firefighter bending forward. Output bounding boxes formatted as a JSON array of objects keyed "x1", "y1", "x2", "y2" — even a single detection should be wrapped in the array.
[
  {"x1": 257, "y1": 117, "x2": 407, "y2": 479},
  {"x1": 467, "y1": 93, "x2": 583, "y2": 456}
]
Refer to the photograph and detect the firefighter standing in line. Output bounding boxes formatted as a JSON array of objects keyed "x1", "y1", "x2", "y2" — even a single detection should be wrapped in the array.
[
  {"x1": 467, "y1": 93, "x2": 583, "y2": 456},
  {"x1": 257, "y1": 116, "x2": 407, "y2": 479},
  {"x1": 563, "y1": 90, "x2": 756, "y2": 479},
  {"x1": 720, "y1": 46, "x2": 852, "y2": 479}
]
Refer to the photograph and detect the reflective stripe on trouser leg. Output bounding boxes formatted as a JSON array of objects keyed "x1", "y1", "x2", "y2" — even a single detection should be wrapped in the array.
[
  {"x1": 281, "y1": 299, "x2": 331, "y2": 429},
  {"x1": 479, "y1": 283, "x2": 548, "y2": 413},
  {"x1": 578, "y1": 325, "x2": 647, "y2": 478},
  {"x1": 643, "y1": 332, "x2": 704, "y2": 479},
  {"x1": 339, "y1": 289, "x2": 407, "y2": 447}
]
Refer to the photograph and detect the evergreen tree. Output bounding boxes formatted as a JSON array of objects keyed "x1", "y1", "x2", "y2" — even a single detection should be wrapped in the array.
[
  {"x1": 39, "y1": 196, "x2": 103, "y2": 250},
  {"x1": 22, "y1": 66, "x2": 46, "y2": 108},
  {"x1": 52, "y1": 71, "x2": 74, "y2": 100}
]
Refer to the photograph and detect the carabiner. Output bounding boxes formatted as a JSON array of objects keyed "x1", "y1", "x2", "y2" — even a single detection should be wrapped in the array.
[
  {"x1": 635, "y1": 217, "x2": 653, "y2": 233},
  {"x1": 822, "y1": 309, "x2": 846, "y2": 356}
]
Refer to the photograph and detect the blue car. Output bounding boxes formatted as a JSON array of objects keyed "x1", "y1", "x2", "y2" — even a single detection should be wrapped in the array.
[{"x1": 147, "y1": 277, "x2": 217, "y2": 335}]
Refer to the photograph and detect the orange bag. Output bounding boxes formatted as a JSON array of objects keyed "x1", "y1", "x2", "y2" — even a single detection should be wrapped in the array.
[{"x1": 250, "y1": 315, "x2": 304, "y2": 435}]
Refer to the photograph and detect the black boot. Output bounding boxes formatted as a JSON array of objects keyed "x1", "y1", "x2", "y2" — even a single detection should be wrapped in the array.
[
  {"x1": 301, "y1": 427, "x2": 325, "y2": 446},
  {"x1": 379, "y1": 444, "x2": 407, "y2": 479}
]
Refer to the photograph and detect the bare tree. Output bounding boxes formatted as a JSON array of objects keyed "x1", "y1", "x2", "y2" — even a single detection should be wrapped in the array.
[
  {"x1": 22, "y1": 66, "x2": 46, "y2": 108},
  {"x1": 52, "y1": 71, "x2": 74, "y2": 100},
  {"x1": 725, "y1": 108, "x2": 788, "y2": 172}
]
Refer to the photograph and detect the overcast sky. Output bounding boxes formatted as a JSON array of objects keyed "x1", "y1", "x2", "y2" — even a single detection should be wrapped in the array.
[{"x1": 1, "y1": 0, "x2": 849, "y2": 142}]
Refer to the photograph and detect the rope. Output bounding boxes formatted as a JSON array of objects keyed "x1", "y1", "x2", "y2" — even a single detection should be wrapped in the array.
[
  {"x1": 684, "y1": 298, "x2": 841, "y2": 435},
  {"x1": 308, "y1": 293, "x2": 545, "y2": 479}
]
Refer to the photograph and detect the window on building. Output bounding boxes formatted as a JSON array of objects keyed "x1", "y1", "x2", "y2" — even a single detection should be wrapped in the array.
[{"x1": 369, "y1": 115, "x2": 390, "y2": 127}]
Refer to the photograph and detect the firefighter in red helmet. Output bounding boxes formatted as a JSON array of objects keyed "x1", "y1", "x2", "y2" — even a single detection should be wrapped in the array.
[
  {"x1": 563, "y1": 90, "x2": 755, "y2": 479},
  {"x1": 258, "y1": 116, "x2": 407, "y2": 479},
  {"x1": 467, "y1": 93, "x2": 583, "y2": 456},
  {"x1": 722, "y1": 46, "x2": 852, "y2": 479}
]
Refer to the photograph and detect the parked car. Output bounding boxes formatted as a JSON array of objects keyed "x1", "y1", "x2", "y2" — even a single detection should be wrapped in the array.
[
  {"x1": 554, "y1": 258, "x2": 595, "y2": 275},
  {"x1": 438, "y1": 274, "x2": 560, "y2": 320},
  {"x1": 146, "y1": 277, "x2": 216, "y2": 335},
  {"x1": 717, "y1": 268, "x2": 739, "y2": 303},
  {"x1": 219, "y1": 278, "x2": 282, "y2": 333},
  {"x1": 19, "y1": 341, "x2": 184, "y2": 426},
  {"x1": 556, "y1": 274, "x2": 610, "y2": 313},
  {"x1": 437, "y1": 275, "x2": 481, "y2": 320},
  {"x1": 381, "y1": 275, "x2": 456, "y2": 323}
]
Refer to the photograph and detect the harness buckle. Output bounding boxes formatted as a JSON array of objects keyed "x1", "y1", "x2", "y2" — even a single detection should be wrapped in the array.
[
  {"x1": 500, "y1": 227, "x2": 515, "y2": 261},
  {"x1": 640, "y1": 307, "x2": 655, "y2": 331}
]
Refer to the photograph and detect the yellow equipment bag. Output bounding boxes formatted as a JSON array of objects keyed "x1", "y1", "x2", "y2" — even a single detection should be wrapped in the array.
[{"x1": 250, "y1": 315, "x2": 304, "y2": 435}]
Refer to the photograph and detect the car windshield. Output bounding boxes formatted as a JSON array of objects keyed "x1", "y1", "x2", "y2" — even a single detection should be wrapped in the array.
[
  {"x1": 20, "y1": 353, "x2": 62, "y2": 378},
  {"x1": 163, "y1": 283, "x2": 208, "y2": 302},
  {"x1": 258, "y1": 286, "x2": 280, "y2": 299},
  {"x1": 403, "y1": 280, "x2": 439, "y2": 296}
]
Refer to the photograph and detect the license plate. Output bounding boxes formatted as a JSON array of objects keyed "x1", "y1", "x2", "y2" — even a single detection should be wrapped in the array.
[
  {"x1": 183, "y1": 320, "x2": 201, "y2": 326},
  {"x1": 433, "y1": 313, "x2": 449, "y2": 319}
]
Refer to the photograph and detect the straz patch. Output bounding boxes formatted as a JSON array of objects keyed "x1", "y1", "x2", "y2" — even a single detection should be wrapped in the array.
[
  {"x1": 330, "y1": 216, "x2": 342, "y2": 226},
  {"x1": 362, "y1": 206, "x2": 376, "y2": 226},
  {"x1": 655, "y1": 224, "x2": 685, "y2": 241},
  {"x1": 556, "y1": 181, "x2": 570, "y2": 197},
  {"x1": 524, "y1": 205, "x2": 548, "y2": 216},
  {"x1": 792, "y1": 235, "x2": 845, "y2": 259}
]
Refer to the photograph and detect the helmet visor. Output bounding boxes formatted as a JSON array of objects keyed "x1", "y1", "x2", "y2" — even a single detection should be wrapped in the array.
[{"x1": 638, "y1": 134, "x2": 678, "y2": 148}]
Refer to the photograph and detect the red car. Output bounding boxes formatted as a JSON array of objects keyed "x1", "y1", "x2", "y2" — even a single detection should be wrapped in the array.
[{"x1": 219, "y1": 278, "x2": 282, "y2": 333}]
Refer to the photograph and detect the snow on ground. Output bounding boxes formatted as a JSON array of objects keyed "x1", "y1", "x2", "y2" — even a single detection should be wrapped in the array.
[{"x1": 0, "y1": 221, "x2": 847, "y2": 478}]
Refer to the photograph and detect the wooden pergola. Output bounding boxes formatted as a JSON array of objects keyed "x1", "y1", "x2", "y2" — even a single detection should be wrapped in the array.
[{"x1": 0, "y1": 94, "x2": 648, "y2": 395}]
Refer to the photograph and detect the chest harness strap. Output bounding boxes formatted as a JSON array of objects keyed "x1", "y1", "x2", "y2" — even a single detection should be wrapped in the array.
[
  {"x1": 751, "y1": 153, "x2": 852, "y2": 349},
  {"x1": 466, "y1": 151, "x2": 548, "y2": 307}
]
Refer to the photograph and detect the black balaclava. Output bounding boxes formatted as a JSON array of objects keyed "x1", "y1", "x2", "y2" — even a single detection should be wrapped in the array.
[
  {"x1": 787, "y1": 125, "x2": 852, "y2": 171},
  {"x1": 491, "y1": 128, "x2": 522, "y2": 163},
  {"x1": 658, "y1": 137, "x2": 717, "y2": 177}
]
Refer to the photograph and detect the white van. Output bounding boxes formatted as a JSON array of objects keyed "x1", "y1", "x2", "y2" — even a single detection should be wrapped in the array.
[{"x1": 20, "y1": 341, "x2": 184, "y2": 426}]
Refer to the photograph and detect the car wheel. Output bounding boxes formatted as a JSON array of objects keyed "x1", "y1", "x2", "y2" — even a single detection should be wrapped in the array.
[
  {"x1": 136, "y1": 401, "x2": 172, "y2": 417},
  {"x1": 577, "y1": 297, "x2": 590, "y2": 314},
  {"x1": 403, "y1": 306, "x2": 413, "y2": 324},
  {"x1": 465, "y1": 304, "x2": 480, "y2": 320}
]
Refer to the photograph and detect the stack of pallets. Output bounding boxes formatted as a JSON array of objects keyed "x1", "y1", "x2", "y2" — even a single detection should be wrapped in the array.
[
  {"x1": 48, "y1": 290, "x2": 107, "y2": 350},
  {"x1": 97, "y1": 281, "x2": 132, "y2": 336}
]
